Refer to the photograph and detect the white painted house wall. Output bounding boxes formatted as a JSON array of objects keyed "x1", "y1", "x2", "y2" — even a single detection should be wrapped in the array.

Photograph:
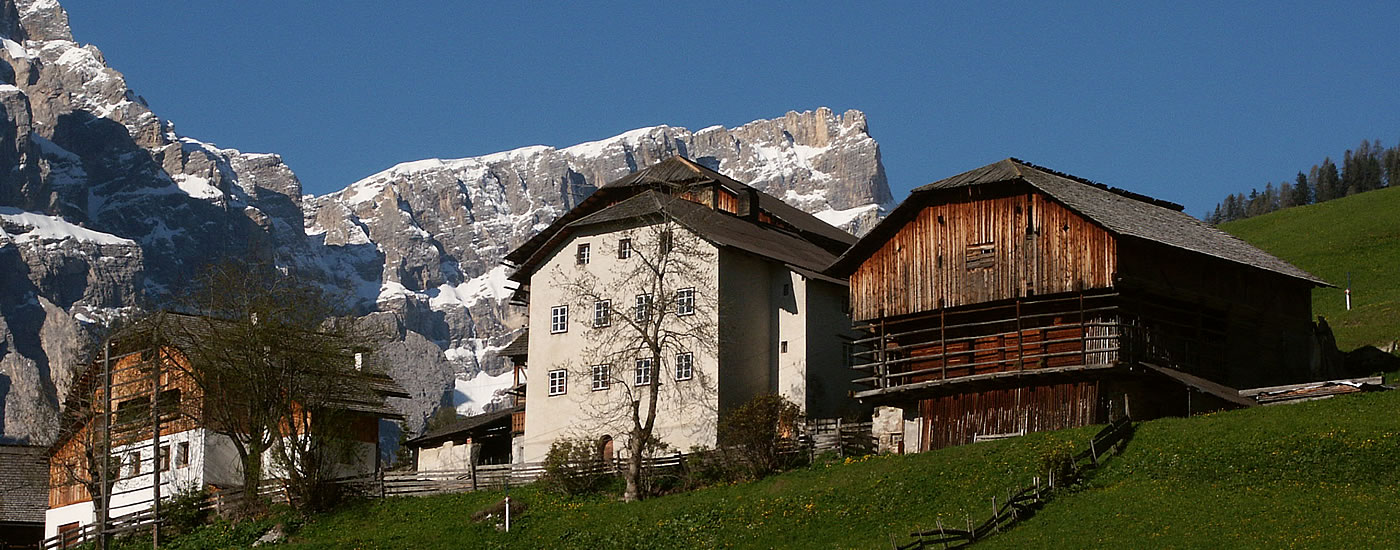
[
  {"x1": 520, "y1": 217, "x2": 860, "y2": 462},
  {"x1": 522, "y1": 223, "x2": 721, "y2": 462}
]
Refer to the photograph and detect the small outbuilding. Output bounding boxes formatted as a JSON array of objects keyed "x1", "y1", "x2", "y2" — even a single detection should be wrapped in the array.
[
  {"x1": 405, "y1": 408, "x2": 518, "y2": 472},
  {"x1": 0, "y1": 444, "x2": 47, "y2": 549}
]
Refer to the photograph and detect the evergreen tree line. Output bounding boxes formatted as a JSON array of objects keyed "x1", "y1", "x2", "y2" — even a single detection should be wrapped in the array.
[{"x1": 1205, "y1": 139, "x2": 1400, "y2": 224}]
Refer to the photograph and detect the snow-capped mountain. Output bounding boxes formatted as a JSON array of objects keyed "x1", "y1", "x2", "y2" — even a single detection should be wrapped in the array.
[{"x1": 0, "y1": 0, "x2": 893, "y2": 444}]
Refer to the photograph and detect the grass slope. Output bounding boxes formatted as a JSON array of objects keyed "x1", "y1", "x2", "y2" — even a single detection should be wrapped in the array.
[
  {"x1": 1221, "y1": 186, "x2": 1400, "y2": 350},
  {"x1": 281, "y1": 427, "x2": 1096, "y2": 550},
  {"x1": 125, "y1": 392, "x2": 1398, "y2": 549},
  {"x1": 983, "y1": 391, "x2": 1400, "y2": 548}
]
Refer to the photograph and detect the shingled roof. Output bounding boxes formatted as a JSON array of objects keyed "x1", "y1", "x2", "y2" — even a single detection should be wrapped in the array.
[
  {"x1": 0, "y1": 444, "x2": 47, "y2": 524},
  {"x1": 506, "y1": 156, "x2": 855, "y2": 284},
  {"x1": 829, "y1": 158, "x2": 1328, "y2": 286},
  {"x1": 509, "y1": 190, "x2": 847, "y2": 283},
  {"x1": 405, "y1": 407, "x2": 518, "y2": 449},
  {"x1": 504, "y1": 156, "x2": 855, "y2": 275}
]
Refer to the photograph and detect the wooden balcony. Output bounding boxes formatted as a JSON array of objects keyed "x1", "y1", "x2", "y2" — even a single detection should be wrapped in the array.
[{"x1": 850, "y1": 291, "x2": 1225, "y2": 399}]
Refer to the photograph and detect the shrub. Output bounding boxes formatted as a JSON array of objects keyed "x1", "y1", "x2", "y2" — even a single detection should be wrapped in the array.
[
  {"x1": 162, "y1": 485, "x2": 211, "y2": 536},
  {"x1": 539, "y1": 437, "x2": 610, "y2": 495},
  {"x1": 717, "y1": 394, "x2": 804, "y2": 480}
]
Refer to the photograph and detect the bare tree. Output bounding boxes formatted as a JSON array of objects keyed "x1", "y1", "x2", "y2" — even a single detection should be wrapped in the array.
[
  {"x1": 150, "y1": 259, "x2": 376, "y2": 513},
  {"x1": 551, "y1": 192, "x2": 720, "y2": 501}
]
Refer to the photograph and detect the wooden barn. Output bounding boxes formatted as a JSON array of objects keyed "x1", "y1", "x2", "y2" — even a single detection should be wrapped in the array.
[{"x1": 827, "y1": 159, "x2": 1330, "y2": 452}]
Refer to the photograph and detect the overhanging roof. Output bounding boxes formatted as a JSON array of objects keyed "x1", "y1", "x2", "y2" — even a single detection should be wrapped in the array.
[
  {"x1": 828, "y1": 158, "x2": 1329, "y2": 286},
  {"x1": 504, "y1": 156, "x2": 855, "y2": 277}
]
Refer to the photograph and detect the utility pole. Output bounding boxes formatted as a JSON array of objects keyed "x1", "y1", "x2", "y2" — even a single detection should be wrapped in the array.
[
  {"x1": 98, "y1": 339, "x2": 112, "y2": 550},
  {"x1": 149, "y1": 350, "x2": 162, "y2": 549}
]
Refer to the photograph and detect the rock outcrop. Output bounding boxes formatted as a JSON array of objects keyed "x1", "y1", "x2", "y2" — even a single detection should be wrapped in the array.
[{"x1": 0, "y1": 0, "x2": 893, "y2": 442}]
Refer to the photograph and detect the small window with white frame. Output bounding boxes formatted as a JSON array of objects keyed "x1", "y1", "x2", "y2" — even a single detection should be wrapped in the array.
[
  {"x1": 675, "y1": 352, "x2": 694, "y2": 381},
  {"x1": 635, "y1": 358, "x2": 653, "y2": 386},
  {"x1": 159, "y1": 445, "x2": 170, "y2": 472},
  {"x1": 634, "y1": 294, "x2": 652, "y2": 323},
  {"x1": 576, "y1": 243, "x2": 590, "y2": 265},
  {"x1": 592, "y1": 364, "x2": 610, "y2": 391},
  {"x1": 551, "y1": 305, "x2": 568, "y2": 333},
  {"x1": 548, "y1": 369, "x2": 567, "y2": 396},
  {"x1": 593, "y1": 300, "x2": 611, "y2": 328},
  {"x1": 177, "y1": 441, "x2": 190, "y2": 468},
  {"x1": 618, "y1": 238, "x2": 632, "y2": 259},
  {"x1": 676, "y1": 288, "x2": 695, "y2": 316}
]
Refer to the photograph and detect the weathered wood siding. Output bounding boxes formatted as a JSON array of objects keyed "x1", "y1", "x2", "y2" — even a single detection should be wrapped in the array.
[
  {"x1": 917, "y1": 380, "x2": 1102, "y2": 451},
  {"x1": 1117, "y1": 240, "x2": 1316, "y2": 387},
  {"x1": 850, "y1": 187, "x2": 1117, "y2": 322}
]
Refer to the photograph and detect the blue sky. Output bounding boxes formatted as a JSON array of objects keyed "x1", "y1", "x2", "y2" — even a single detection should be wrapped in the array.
[{"x1": 63, "y1": 1, "x2": 1400, "y2": 217}]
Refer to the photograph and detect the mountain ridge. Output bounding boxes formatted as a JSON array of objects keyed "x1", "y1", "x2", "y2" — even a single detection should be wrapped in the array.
[{"x1": 0, "y1": 0, "x2": 893, "y2": 444}]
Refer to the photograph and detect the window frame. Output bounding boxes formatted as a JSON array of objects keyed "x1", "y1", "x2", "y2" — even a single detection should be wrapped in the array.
[
  {"x1": 675, "y1": 352, "x2": 694, "y2": 381},
  {"x1": 576, "y1": 243, "x2": 591, "y2": 265},
  {"x1": 676, "y1": 287, "x2": 695, "y2": 316},
  {"x1": 618, "y1": 238, "x2": 632, "y2": 259},
  {"x1": 634, "y1": 358, "x2": 653, "y2": 386},
  {"x1": 176, "y1": 441, "x2": 190, "y2": 468},
  {"x1": 548, "y1": 369, "x2": 567, "y2": 396},
  {"x1": 593, "y1": 300, "x2": 611, "y2": 328},
  {"x1": 592, "y1": 364, "x2": 611, "y2": 391},
  {"x1": 550, "y1": 305, "x2": 568, "y2": 334},
  {"x1": 634, "y1": 293, "x2": 653, "y2": 323}
]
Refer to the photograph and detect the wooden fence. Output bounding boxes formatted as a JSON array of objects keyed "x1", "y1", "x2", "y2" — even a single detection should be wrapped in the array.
[{"x1": 888, "y1": 416, "x2": 1133, "y2": 549}]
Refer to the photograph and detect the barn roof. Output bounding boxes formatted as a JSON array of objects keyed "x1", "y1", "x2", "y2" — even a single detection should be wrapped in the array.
[
  {"x1": 504, "y1": 156, "x2": 855, "y2": 273},
  {"x1": 0, "y1": 444, "x2": 47, "y2": 524},
  {"x1": 829, "y1": 158, "x2": 1328, "y2": 286}
]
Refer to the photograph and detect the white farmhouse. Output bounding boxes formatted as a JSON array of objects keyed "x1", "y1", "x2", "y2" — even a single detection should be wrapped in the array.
[{"x1": 503, "y1": 157, "x2": 862, "y2": 462}]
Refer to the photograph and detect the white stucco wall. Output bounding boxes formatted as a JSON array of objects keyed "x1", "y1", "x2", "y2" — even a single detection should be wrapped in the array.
[
  {"x1": 802, "y1": 278, "x2": 864, "y2": 419},
  {"x1": 522, "y1": 222, "x2": 722, "y2": 462},
  {"x1": 45, "y1": 428, "x2": 207, "y2": 538},
  {"x1": 417, "y1": 440, "x2": 476, "y2": 472}
]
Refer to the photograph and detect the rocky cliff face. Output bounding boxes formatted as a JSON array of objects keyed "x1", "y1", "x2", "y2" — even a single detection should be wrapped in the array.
[{"x1": 0, "y1": 0, "x2": 893, "y2": 443}]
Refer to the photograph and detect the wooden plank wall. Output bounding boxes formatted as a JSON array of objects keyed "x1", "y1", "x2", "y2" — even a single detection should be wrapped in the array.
[
  {"x1": 1118, "y1": 241, "x2": 1316, "y2": 387},
  {"x1": 918, "y1": 380, "x2": 1102, "y2": 450},
  {"x1": 850, "y1": 187, "x2": 1117, "y2": 321}
]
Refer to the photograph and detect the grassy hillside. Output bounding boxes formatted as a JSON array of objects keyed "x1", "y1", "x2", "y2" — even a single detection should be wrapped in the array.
[
  {"x1": 983, "y1": 391, "x2": 1400, "y2": 548},
  {"x1": 119, "y1": 391, "x2": 1400, "y2": 549},
  {"x1": 1221, "y1": 186, "x2": 1400, "y2": 350}
]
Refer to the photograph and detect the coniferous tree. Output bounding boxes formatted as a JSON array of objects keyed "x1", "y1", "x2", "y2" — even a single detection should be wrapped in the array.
[
  {"x1": 1316, "y1": 158, "x2": 1341, "y2": 202},
  {"x1": 1383, "y1": 145, "x2": 1400, "y2": 188},
  {"x1": 1291, "y1": 171, "x2": 1312, "y2": 206}
]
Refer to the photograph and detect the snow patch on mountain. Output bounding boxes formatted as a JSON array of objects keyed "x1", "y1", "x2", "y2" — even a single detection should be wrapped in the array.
[
  {"x1": 0, "y1": 207, "x2": 136, "y2": 245},
  {"x1": 452, "y1": 370, "x2": 515, "y2": 416}
]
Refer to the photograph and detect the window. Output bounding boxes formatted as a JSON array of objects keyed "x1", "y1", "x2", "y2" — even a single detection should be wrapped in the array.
[
  {"x1": 635, "y1": 358, "x2": 653, "y2": 386},
  {"x1": 634, "y1": 294, "x2": 652, "y2": 323},
  {"x1": 780, "y1": 341, "x2": 789, "y2": 354},
  {"x1": 127, "y1": 452, "x2": 141, "y2": 477},
  {"x1": 576, "y1": 243, "x2": 590, "y2": 265},
  {"x1": 592, "y1": 364, "x2": 611, "y2": 391},
  {"x1": 618, "y1": 238, "x2": 632, "y2": 259},
  {"x1": 675, "y1": 352, "x2": 694, "y2": 381},
  {"x1": 176, "y1": 441, "x2": 190, "y2": 468},
  {"x1": 593, "y1": 300, "x2": 611, "y2": 328},
  {"x1": 676, "y1": 288, "x2": 695, "y2": 316},
  {"x1": 548, "y1": 369, "x2": 567, "y2": 396},
  {"x1": 966, "y1": 242, "x2": 996, "y2": 270},
  {"x1": 551, "y1": 305, "x2": 568, "y2": 333},
  {"x1": 159, "y1": 445, "x2": 170, "y2": 472},
  {"x1": 659, "y1": 231, "x2": 673, "y2": 254}
]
